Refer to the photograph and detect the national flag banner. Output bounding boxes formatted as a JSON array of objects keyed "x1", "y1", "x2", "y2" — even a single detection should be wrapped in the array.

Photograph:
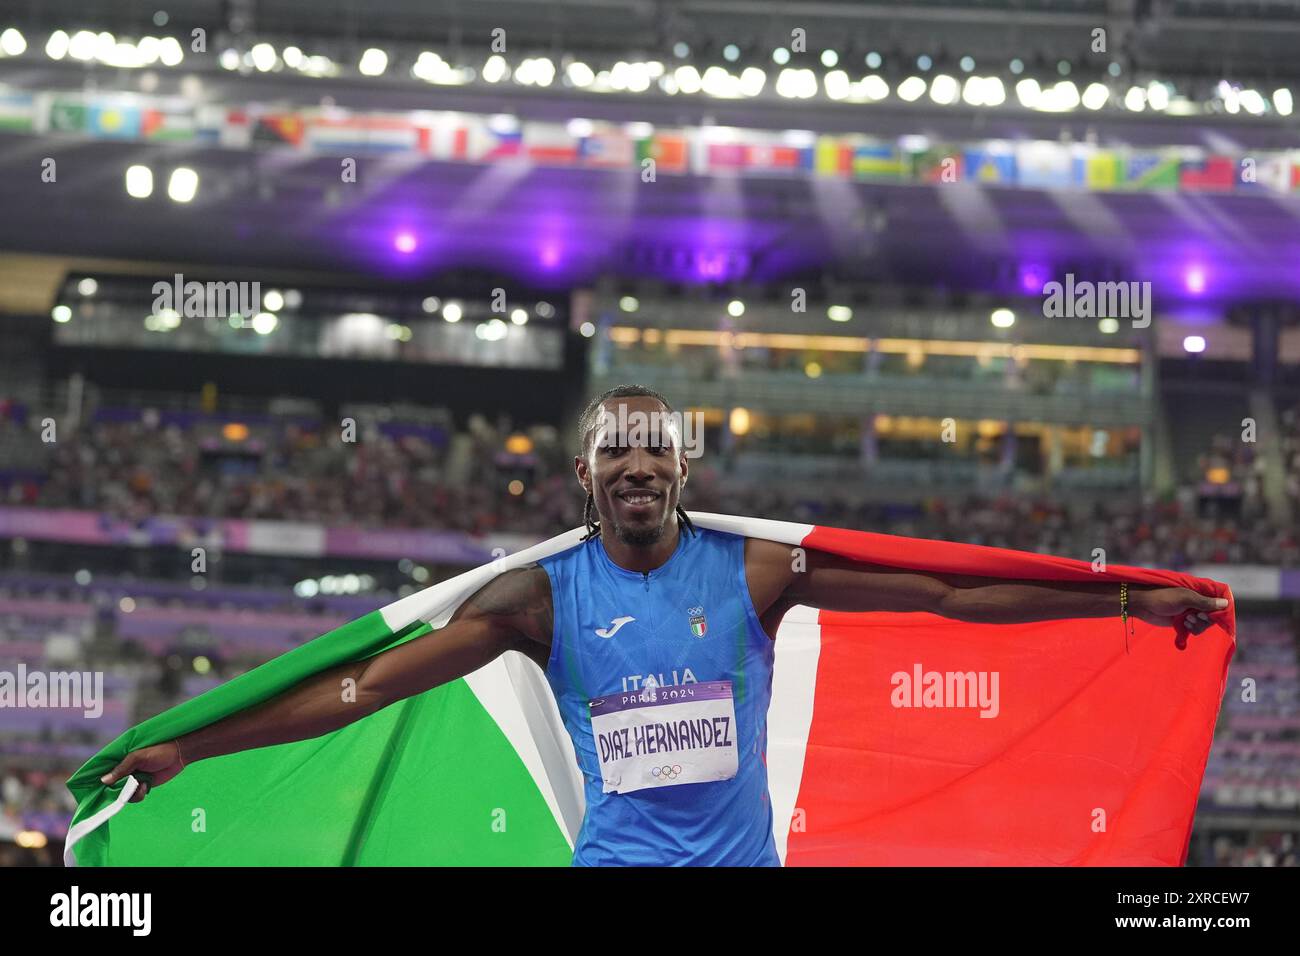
[
  {"x1": 251, "y1": 113, "x2": 306, "y2": 147},
  {"x1": 194, "y1": 106, "x2": 250, "y2": 148},
  {"x1": 745, "y1": 143, "x2": 806, "y2": 171},
  {"x1": 851, "y1": 144, "x2": 907, "y2": 180},
  {"x1": 141, "y1": 108, "x2": 196, "y2": 141},
  {"x1": 47, "y1": 98, "x2": 88, "y2": 134},
  {"x1": 814, "y1": 137, "x2": 853, "y2": 175},
  {"x1": 578, "y1": 129, "x2": 634, "y2": 167},
  {"x1": 1079, "y1": 150, "x2": 1123, "y2": 190},
  {"x1": 306, "y1": 114, "x2": 424, "y2": 154},
  {"x1": 64, "y1": 513, "x2": 1234, "y2": 867},
  {"x1": 1015, "y1": 141, "x2": 1073, "y2": 188},
  {"x1": 0, "y1": 91, "x2": 36, "y2": 132},
  {"x1": 1121, "y1": 151, "x2": 1181, "y2": 190},
  {"x1": 1238, "y1": 153, "x2": 1292, "y2": 193},
  {"x1": 706, "y1": 142, "x2": 749, "y2": 169},
  {"x1": 909, "y1": 147, "x2": 964, "y2": 183},
  {"x1": 964, "y1": 148, "x2": 1017, "y2": 184},
  {"x1": 523, "y1": 122, "x2": 579, "y2": 164},
  {"x1": 1179, "y1": 155, "x2": 1236, "y2": 191},
  {"x1": 635, "y1": 134, "x2": 688, "y2": 173},
  {"x1": 88, "y1": 102, "x2": 144, "y2": 139}
]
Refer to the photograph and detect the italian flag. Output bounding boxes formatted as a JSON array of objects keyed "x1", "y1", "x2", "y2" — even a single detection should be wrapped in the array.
[{"x1": 64, "y1": 514, "x2": 1235, "y2": 866}]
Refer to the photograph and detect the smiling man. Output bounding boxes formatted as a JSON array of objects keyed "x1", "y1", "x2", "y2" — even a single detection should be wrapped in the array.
[{"x1": 102, "y1": 384, "x2": 1227, "y2": 867}]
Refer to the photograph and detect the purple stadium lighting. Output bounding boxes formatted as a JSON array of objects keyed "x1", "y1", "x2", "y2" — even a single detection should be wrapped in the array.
[
  {"x1": 393, "y1": 231, "x2": 418, "y2": 254},
  {"x1": 1184, "y1": 265, "x2": 1206, "y2": 295},
  {"x1": 1018, "y1": 264, "x2": 1045, "y2": 294}
]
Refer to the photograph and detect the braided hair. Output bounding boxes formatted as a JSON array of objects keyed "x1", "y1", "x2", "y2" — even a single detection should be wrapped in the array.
[{"x1": 577, "y1": 384, "x2": 697, "y2": 542}]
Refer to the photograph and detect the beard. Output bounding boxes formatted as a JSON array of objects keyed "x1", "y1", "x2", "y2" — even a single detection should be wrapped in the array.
[
  {"x1": 609, "y1": 507, "x2": 672, "y2": 547},
  {"x1": 611, "y1": 517, "x2": 668, "y2": 547}
]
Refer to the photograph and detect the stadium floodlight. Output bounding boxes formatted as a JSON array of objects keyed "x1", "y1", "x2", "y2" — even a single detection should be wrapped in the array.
[
  {"x1": 359, "y1": 47, "x2": 388, "y2": 76},
  {"x1": 772, "y1": 47, "x2": 790, "y2": 65},
  {"x1": 866, "y1": 52, "x2": 882, "y2": 69},
  {"x1": 1219, "y1": 81, "x2": 1240, "y2": 114},
  {"x1": 861, "y1": 75, "x2": 889, "y2": 101},
  {"x1": 262, "y1": 290, "x2": 285, "y2": 312},
  {"x1": 579, "y1": 321, "x2": 596, "y2": 337},
  {"x1": 68, "y1": 30, "x2": 95, "y2": 60},
  {"x1": 673, "y1": 42, "x2": 689, "y2": 58},
  {"x1": 1082, "y1": 83, "x2": 1110, "y2": 110},
  {"x1": 282, "y1": 46, "x2": 303, "y2": 69},
  {"x1": 125, "y1": 165, "x2": 153, "y2": 198},
  {"x1": 821, "y1": 50, "x2": 838, "y2": 68},
  {"x1": 1182, "y1": 335, "x2": 1206, "y2": 354},
  {"x1": 1098, "y1": 318, "x2": 1119, "y2": 334},
  {"x1": 78, "y1": 278, "x2": 98, "y2": 296},
  {"x1": 824, "y1": 70, "x2": 851, "y2": 100},
  {"x1": 158, "y1": 36, "x2": 182, "y2": 66},
  {"x1": 701, "y1": 66, "x2": 737, "y2": 98},
  {"x1": 1124, "y1": 85, "x2": 1146, "y2": 111},
  {"x1": 1239, "y1": 89, "x2": 1266, "y2": 115},
  {"x1": 219, "y1": 48, "x2": 239, "y2": 70},
  {"x1": 45, "y1": 30, "x2": 68, "y2": 59},
  {"x1": 167, "y1": 167, "x2": 198, "y2": 202},
  {"x1": 738, "y1": 67, "x2": 766, "y2": 96},
  {"x1": 929, "y1": 74, "x2": 959, "y2": 105},
  {"x1": 566, "y1": 60, "x2": 595, "y2": 87},
  {"x1": 251, "y1": 312, "x2": 278, "y2": 335},
  {"x1": 421, "y1": 297, "x2": 441, "y2": 314},
  {"x1": 1275, "y1": 88, "x2": 1294, "y2": 116},
  {"x1": 727, "y1": 299, "x2": 745, "y2": 317},
  {"x1": 251, "y1": 42, "x2": 276, "y2": 72},
  {"x1": 619, "y1": 296, "x2": 639, "y2": 312},
  {"x1": 1015, "y1": 78, "x2": 1041, "y2": 108},
  {"x1": 898, "y1": 76, "x2": 926, "y2": 102},
  {"x1": 827, "y1": 305, "x2": 852, "y2": 322},
  {"x1": 961, "y1": 76, "x2": 985, "y2": 106},
  {"x1": 675, "y1": 64, "x2": 702, "y2": 94},
  {"x1": 991, "y1": 308, "x2": 1016, "y2": 328},
  {"x1": 1147, "y1": 82, "x2": 1170, "y2": 111},
  {"x1": 535, "y1": 301, "x2": 555, "y2": 318},
  {"x1": 52, "y1": 305, "x2": 71, "y2": 323},
  {"x1": 442, "y1": 302, "x2": 462, "y2": 323},
  {"x1": 510, "y1": 308, "x2": 528, "y2": 325},
  {"x1": 724, "y1": 44, "x2": 741, "y2": 62},
  {"x1": 136, "y1": 36, "x2": 161, "y2": 65},
  {"x1": 1040, "y1": 80, "x2": 1080, "y2": 111},
  {"x1": 92, "y1": 31, "x2": 115, "y2": 61}
]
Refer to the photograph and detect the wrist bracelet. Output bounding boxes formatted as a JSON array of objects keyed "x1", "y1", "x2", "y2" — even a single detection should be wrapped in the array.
[{"x1": 1119, "y1": 582, "x2": 1131, "y2": 654}]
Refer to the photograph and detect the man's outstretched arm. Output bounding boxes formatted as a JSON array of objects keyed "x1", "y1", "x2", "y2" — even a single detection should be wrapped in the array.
[
  {"x1": 100, "y1": 565, "x2": 553, "y2": 801},
  {"x1": 745, "y1": 538, "x2": 1226, "y2": 632}
]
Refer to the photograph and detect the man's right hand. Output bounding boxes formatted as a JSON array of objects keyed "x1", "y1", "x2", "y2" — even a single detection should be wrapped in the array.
[{"x1": 100, "y1": 741, "x2": 186, "y2": 803}]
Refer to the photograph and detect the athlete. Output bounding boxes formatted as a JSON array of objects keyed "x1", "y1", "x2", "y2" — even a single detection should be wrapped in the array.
[{"x1": 102, "y1": 385, "x2": 1226, "y2": 866}]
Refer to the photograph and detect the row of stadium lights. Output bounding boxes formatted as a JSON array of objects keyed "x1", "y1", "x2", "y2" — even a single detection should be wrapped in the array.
[
  {"x1": 617, "y1": 296, "x2": 1208, "y2": 353},
  {"x1": 52, "y1": 281, "x2": 568, "y2": 339},
  {"x1": 0, "y1": 26, "x2": 1291, "y2": 118}
]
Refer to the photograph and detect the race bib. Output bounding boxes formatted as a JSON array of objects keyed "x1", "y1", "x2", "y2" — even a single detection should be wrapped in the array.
[{"x1": 588, "y1": 680, "x2": 739, "y2": 794}]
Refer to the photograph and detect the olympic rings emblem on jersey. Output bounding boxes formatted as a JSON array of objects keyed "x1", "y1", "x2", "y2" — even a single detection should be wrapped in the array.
[
  {"x1": 687, "y1": 606, "x2": 704, "y2": 616},
  {"x1": 651, "y1": 765, "x2": 683, "y2": 780}
]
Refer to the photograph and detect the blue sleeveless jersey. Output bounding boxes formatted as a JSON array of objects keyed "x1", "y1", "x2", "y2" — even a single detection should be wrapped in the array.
[{"x1": 538, "y1": 527, "x2": 780, "y2": 866}]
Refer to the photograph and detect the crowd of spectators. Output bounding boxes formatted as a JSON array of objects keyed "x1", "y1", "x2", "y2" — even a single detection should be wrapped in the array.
[{"x1": 0, "y1": 405, "x2": 1291, "y2": 570}]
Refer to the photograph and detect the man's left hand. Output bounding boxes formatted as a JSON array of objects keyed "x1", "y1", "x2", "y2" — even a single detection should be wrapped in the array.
[{"x1": 1130, "y1": 587, "x2": 1228, "y2": 634}]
